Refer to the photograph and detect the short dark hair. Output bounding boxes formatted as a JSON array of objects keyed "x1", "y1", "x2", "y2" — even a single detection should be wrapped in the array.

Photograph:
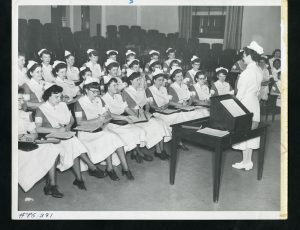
[
  {"x1": 194, "y1": 70, "x2": 206, "y2": 82},
  {"x1": 106, "y1": 62, "x2": 119, "y2": 71},
  {"x1": 216, "y1": 69, "x2": 228, "y2": 76},
  {"x1": 149, "y1": 61, "x2": 161, "y2": 72},
  {"x1": 107, "y1": 51, "x2": 118, "y2": 57},
  {"x1": 243, "y1": 47, "x2": 261, "y2": 62},
  {"x1": 79, "y1": 67, "x2": 92, "y2": 82},
  {"x1": 39, "y1": 50, "x2": 51, "y2": 58},
  {"x1": 128, "y1": 71, "x2": 141, "y2": 85},
  {"x1": 272, "y1": 49, "x2": 281, "y2": 57},
  {"x1": 42, "y1": 85, "x2": 63, "y2": 101},
  {"x1": 169, "y1": 59, "x2": 181, "y2": 67},
  {"x1": 27, "y1": 63, "x2": 42, "y2": 79},
  {"x1": 191, "y1": 58, "x2": 201, "y2": 64},
  {"x1": 273, "y1": 58, "x2": 281, "y2": 67},
  {"x1": 65, "y1": 53, "x2": 74, "y2": 60},
  {"x1": 18, "y1": 87, "x2": 25, "y2": 94},
  {"x1": 128, "y1": 60, "x2": 139, "y2": 68},
  {"x1": 88, "y1": 50, "x2": 98, "y2": 58},
  {"x1": 104, "y1": 77, "x2": 118, "y2": 92},
  {"x1": 83, "y1": 82, "x2": 100, "y2": 95},
  {"x1": 52, "y1": 63, "x2": 67, "y2": 77},
  {"x1": 170, "y1": 69, "x2": 183, "y2": 82}
]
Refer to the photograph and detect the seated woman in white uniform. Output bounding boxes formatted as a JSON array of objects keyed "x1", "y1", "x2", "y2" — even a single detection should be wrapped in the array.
[
  {"x1": 103, "y1": 59, "x2": 127, "y2": 93},
  {"x1": 184, "y1": 55, "x2": 201, "y2": 88},
  {"x1": 74, "y1": 79, "x2": 134, "y2": 181},
  {"x1": 52, "y1": 60, "x2": 81, "y2": 102},
  {"x1": 84, "y1": 49, "x2": 103, "y2": 81},
  {"x1": 35, "y1": 85, "x2": 107, "y2": 190},
  {"x1": 122, "y1": 71, "x2": 171, "y2": 160},
  {"x1": 145, "y1": 60, "x2": 162, "y2": 88},
  {"x1": 105, "y1": 50, "x2": 122, "y2": 76},
  {"x1": 18, "y1": 87, "x2": 63, "y2": 198},
  {"x1": 232, "y1": 41, "x2": 264, "y2": 171},
  {"x1": 65, "y1": 50, "x2": 80, "y2": 83},
  {"x1": 144, "y1": 50, "x2": 160, "y2": 74},
  {"x1": 210, "y1": 67, "x2": 234, "y2": 96},
  {"x1": 102, "y1": 77, "x2": 153, "y2": 163},
  {"x1": 258, "y1": 55, "x2": 271, "y2": 101},
  {"x1": 163, "y1": 48, "x2": 176, "y2": 73},
  {"x1": 38, "y1": 48, "x2": 55, "y2": 83},
  {"x1": 127, "y1": 59, "x2": 146, "y2": 89},
  {"x1": 121, "y1": 50, "x2": 137, "y2": 76},
  {"x1": 21, "y1": 61, "x2": 52, "y2": 110},
  {"x1": 18, "y1": 51, "x2": 29, "y2": 86},
  {"x1": 190, "y1": 70, "x2": 211, "y2": 106}
]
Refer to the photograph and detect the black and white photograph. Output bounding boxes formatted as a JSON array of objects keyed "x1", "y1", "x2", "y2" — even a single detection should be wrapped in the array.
[{"x1": 12, "y1": 0, "x2": 287, "y2": 220}]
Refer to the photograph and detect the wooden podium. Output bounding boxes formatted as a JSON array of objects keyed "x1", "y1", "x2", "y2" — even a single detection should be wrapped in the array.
[{"x1": 209, "y1": 94, "x2": 253, "y2": 134}]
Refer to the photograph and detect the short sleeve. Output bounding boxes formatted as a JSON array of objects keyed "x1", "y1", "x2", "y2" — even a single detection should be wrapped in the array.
[
  {"x1": 34, "y1": 107, "x2": 44, "y2": 124},
  {"x1": 74, "y1": 101, "x2": 87, "y2": 121}
]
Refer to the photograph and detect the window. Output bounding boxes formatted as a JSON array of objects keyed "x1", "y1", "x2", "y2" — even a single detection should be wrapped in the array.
[{"x1": 192, "y1": 6, "x2": 226, "y2": 39}]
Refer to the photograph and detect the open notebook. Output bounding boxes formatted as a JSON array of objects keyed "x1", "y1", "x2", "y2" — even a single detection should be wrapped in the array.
[
  {"x1": 74, "y1": 123, "x2": 103, "y2": 132},
  {"x1": 46, "y1": 131, "x2": 75, "y2": 139},
  {"x1": 155, "y1": 108, "x2": 181, "y2": 115},
  {"x1": 127, "y1": 112, "x2": 153, "y2": 123},
  {"x1": 220, "y1": 99, "x2": 246, "y2": 117},
  {"x1": 197, "y1": 127, "x2": 230, "y2": 137}
]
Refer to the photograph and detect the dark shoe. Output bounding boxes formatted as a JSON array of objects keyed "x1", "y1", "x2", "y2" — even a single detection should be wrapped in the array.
[
  {"x1": 142, "y1": 153, "x2": 153, "y2": 161},
  {"x1": 154, "y1": 151, "x2": 168, "y2": 160},
  {"x1": 131, "y1": 153, "x2": 143, "y2": 163},
  {"x1": 122, "y1": 169, "x2": 134, "y2": 180},
  {"x1": 162, "y1": 150, "x2": 170, "y2": 160},
  {"x1": 178, "y1": 143, "x2": 189, "y2": 151},
  {"x1": 44, "y1": 185, "x2": 64, "y2": 198},
  {"x1": 73, "y1": 179, "x2": 87, "y2": 190},
  {"x1": 88, "y1": 167, "x2": 107, "y2": 178},
  {"x1": 106, "y1": 169, "x2": 120, "y2": 181}
]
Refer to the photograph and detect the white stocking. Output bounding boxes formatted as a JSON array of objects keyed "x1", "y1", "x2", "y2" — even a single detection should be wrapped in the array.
[
  {"x1": 246, "y1": 148, "x2": 253, "y2": 164},
  {"x1": 242, "y1": 150, "x2": 247, "y2": 164}
]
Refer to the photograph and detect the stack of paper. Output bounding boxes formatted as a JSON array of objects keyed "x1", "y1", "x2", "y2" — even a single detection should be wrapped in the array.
[
  {"x1": 220, "y1": 99, "x2": 246, "y2": 117},
  {"x1": 197, "y1": 127, "x2": 229, "y2": 137}
]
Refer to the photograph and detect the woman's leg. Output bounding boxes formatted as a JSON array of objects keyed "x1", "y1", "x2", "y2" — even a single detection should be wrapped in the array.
[
  {"x1": 105, "y1": 154, "x2": 120, "y2": 181},
  {"x1": 72, "y1": 157, "x2": 83, "y2": 181},
  {"x1": 155, "y1": 140, "x2": 163, "y2": 153},
  {"x1": 79, "y1": 153, "x2": 97, "y2": 171},
  {"x1": 106, "y1": 155, "x2": 113, "y2": 171},
  {"x1": 47, "y1": 164, "x2": 56, "y2": 186},
  {"x1": 116, "y1": 147, "x2": 129, "y2": 171}
]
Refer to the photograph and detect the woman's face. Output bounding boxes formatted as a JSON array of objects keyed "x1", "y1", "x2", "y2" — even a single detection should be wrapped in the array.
[
  {"x1": 18, "y1": 94, "x2": 24, "y2": 110},
  {"x1": 152, "y1": 64, "x2": 162, "y2": 72},
  {"x1": 66, "y1": 56, "x2": 75, "y2": 66},
  {"x1": 86, "y1": 87, "x2": 100, "y2": 101},
  {"x1": 41, "y1": 54, "x2": 51, "y2": 65},
  {"x1": 168, "y1": 52, "x2": 175, "y2": 59},
  {"x1": 152, "y1": 55, "x2": 159, "y2": 61},
  {"x1": 197, "y1": 75, "x2": 206, "y2": 85},
  {"x1": 48, "y1": 92, "x2": 62, "y2": 106},
  {"x1": 174, "y1": 72, "x2": 183, "y2": 84},
  {"x1": 274, "y1": 50, "x2": 281, "y2": 58},
  {"x1": 218, "y1": 73, "x2": 226, "y2": 82},
  {"x1": 109, "y1": 55, "x2": 117, "y2": 61},
  {"x1": 131, "y1": 77, "x2": 142, "y2": 88},
  {"x1": 154, "y1": 76, "x2": 164, "y2": 88},
  {"x1": 18, "y1": 56, "x2": 25, "y2": 69},
  {"x1": 132, "y1": 64, "x2": 139, "y2": 72},
  {"x1": 192, "y1": 62, "x2": 201, "y2": 71},
  {"x1": 171, "y1": 62, "x2": 179, "y2": 68},
  {"x1": 242, "y1": 52, "x2": 251, "y2": 64},
  {"x1": 89, "y1": 54, "x2": 98, "y2": 63},
  {"x1": 56, "y1": 68, "x2": 67, "y2": 79},
  {"x1": 259, "y1": 59, "x2": 267, "y2": 69},
  {"x1": 108, "y1": 67, "x2": 118, "y2": 77},
  {"x1": 273, "y1": 60, "x2": 281, "y2": 69},
  {"x1": 83, "y1": 71, "x2": 92, "y2": 80},
  {"x1": 127, "y1": 54, "x2": 135, "y2": 61},
  {"x1": 31, "y1": 66, "x2": 43, "y2": 82},
  {"x1": 108, "y1": 81, "x2": 119, "y2": 94}
]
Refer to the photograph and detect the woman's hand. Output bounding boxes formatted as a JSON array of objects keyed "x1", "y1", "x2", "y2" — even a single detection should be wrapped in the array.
[
  {"x1": 57, "y1": 127, "x2": 67, "y2": 133},
  {"x1": 19, "y1": 134, "x2": 37, "y2": 142},
  {"x1": 125, "y1": 116, "x2": 133, "y2": 124}
]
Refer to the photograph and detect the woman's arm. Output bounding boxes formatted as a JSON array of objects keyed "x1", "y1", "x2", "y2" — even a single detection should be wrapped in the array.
[
  {"x1": 35, "y1": 123, "x2": 66, "y2": 134},
  {"x1": 25, "y1": 101, "x2": 43, "y2": 110}
]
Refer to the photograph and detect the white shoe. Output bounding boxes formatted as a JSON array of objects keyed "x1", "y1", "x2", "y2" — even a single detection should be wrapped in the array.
[
  {"x1": 244, "y1": 162, "x2": 254, "y2": 171},
  {"x1": 232, "y1": 162, "x2": 246, "y2": 169}
]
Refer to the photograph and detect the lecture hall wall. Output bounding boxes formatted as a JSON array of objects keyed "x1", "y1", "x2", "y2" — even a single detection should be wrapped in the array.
[{"x1": 18, "y1": 5, "x2": 281, "y2": 54}]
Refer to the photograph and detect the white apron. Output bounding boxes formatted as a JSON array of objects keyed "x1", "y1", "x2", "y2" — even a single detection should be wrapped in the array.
[
  {"x1": 124, "y1": 86, "x2": 172, "y2": 147},
  {"x1": 55, "y1": 77, "x2": 79, "y2": 99},
  {"x1": 85, "y1": 61, "x2": 102, "y2": 80},
  {"x1": 213, "y1": 80, "x2": 233, "y2": 96},
  {"x1": 193, "y1": 83, "x2": 210, "y2": 100},
  {"x1": 77, "y1": 95, "x2": 125, "y2": 167},
  {"x1": 25, "y1": 78, "x2": 49, "y2": 102},
  {"x1": 18, "y1": 110, "x2": 59, "y2": 192},
  {"x1": 233, "y1": 62, "x2": 263, "y2": 150},
  {"x1": 66, "y1": 66, "x2": 80, "y2": 82},
  {"x1": 38, "y1": 101, "x2": 87, "y2": 171},
  {"x1": 42, "y1": 63, "x2": 55, "y2": 83}
]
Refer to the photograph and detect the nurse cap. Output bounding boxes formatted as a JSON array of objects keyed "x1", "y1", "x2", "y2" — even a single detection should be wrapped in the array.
[
  {"x1": 149, "y1": 50, "x2": 160, "y2": 56},
  {"x1": 27, "y1": 60, "x2": 38, "y2": 70},
  {"x1": 80, "y1": 66, "x2": 87, "y2": 72},
  {"x1": 215, "y1": 67, "x2": 228, "y2": 73},
  {"x1": 52, "y1": 60, "x2": 66, "y2": 69},
  {"x1": 247, "y1": 41, "x2": 264, "y2": 55},
  {"x1": 38, "y1": 48, "x2": 49, "y2": 56},
  {"x1": 166, "y1": 48, "x2": 176, "y2": 54},
  {"x1": 64, "y1": 50, "x2": 72, "y2": 57},
  {"x1": 127, "y1": 59, "x2": 140, "y2": 67},
  {"x1": 126, "y1": 69, "x2": 136, "y2": 78},
  {"x1": 191, "y1": 55, "x2": 200, "y2": 62},
  {"x1": 170, "y1": 59, "x2": 182, "y2": 65},
  {"x1": 104, "y1": 59, "x2": 118, "y2": 67},
  {"x1": 84, "y1": 77, "x2": 99, "y2": 85},
  {"x1": 106, "y1": 50, "x2": 118, "y2": 55},
  {"x1": 170, "y1": 66, "x2": 182, "y2": 76},
  {"x1": 87, "y1": 49, "x2": 96, "y2": 54},
  {"x1": 149, "y1": 59, "x2": 160, "y2": 69},
  {"x1": 126, "y1": 50, "x2": 136, "y2": 56},
  {"x1": 43, "y1": 83, "x2": 55, "y2": 91},
  {"x1": 152, "y1": 69, "x2": 165, "y2": 78}
]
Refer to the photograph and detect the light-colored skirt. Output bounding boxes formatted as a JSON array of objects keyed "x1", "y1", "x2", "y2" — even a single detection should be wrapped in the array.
[
  {"x1": 78, "y1": 129, "x2": 125, "y2": 169},
  {"x1": 18, "y1": 143, "x2": 60, "y2": 192}
]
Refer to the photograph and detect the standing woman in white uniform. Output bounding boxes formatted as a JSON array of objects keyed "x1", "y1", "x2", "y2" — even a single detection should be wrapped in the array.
[
  {"x1": 65, "y1": 50, "x2": 80, "y2": 83},
  {"x1": 18, "y1": 51, "x2": 29, "y2": 86},
  {"x1": 122, "y1": 71, "x2": 171, "y2": 160},
  {"x1": 35, "y1": 85, "x2": 108, "y2": 190},
  {"x1": 18, "y1": 87, "x2": 63, "y2": 198},
  {"x1": 74, "y1": 80, "x2": 134, "y2": 181},
  {"x1": 232, "y1": 41, "x2": 264, "y2": 170}
]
